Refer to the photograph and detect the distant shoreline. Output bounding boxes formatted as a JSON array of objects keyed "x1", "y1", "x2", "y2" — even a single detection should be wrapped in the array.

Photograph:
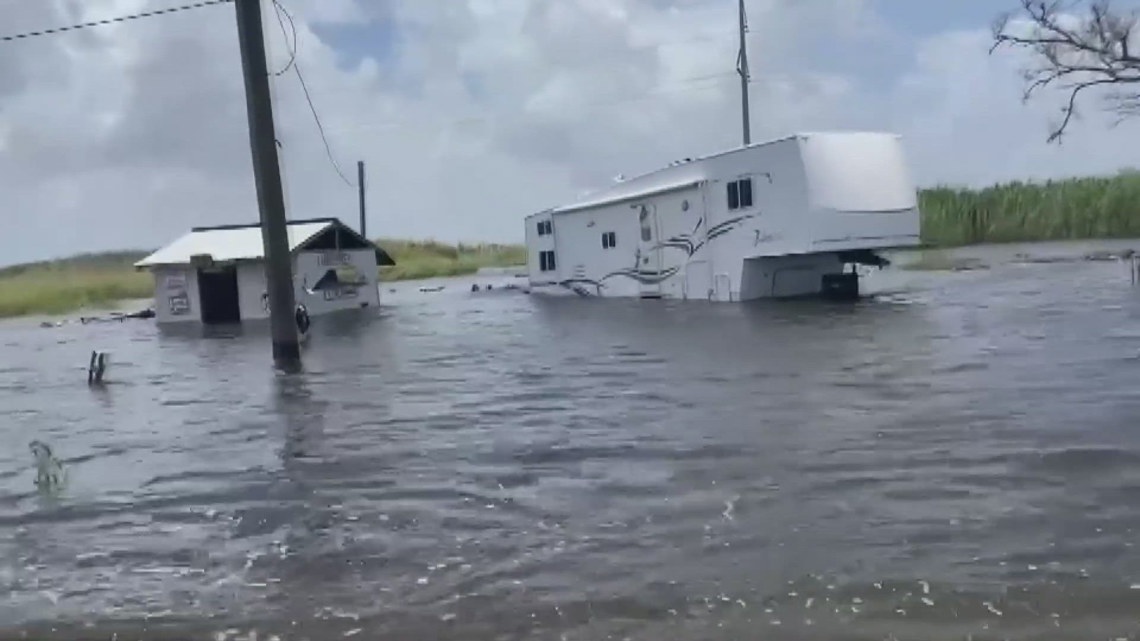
[
  {"x1": 0, "y1": 239, "x2": 526, "y2": 320},
  {"x1": 4, "y1": 172, "x2": 1139, "y2": 319}
]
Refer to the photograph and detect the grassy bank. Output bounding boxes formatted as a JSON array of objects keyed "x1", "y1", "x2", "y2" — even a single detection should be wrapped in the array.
[
  {"x1": 0, "y1": 241, "x2": 526, "y2": 319},
  {"x1": 920, "y1": 171, "x2": 1140, "y2": 247},
  {"x1": 378, "y1": 240, "x2": 526, "y2": 281},
  {"x1": 0, "y1": 252, "x2": 153, "y2": 319}
]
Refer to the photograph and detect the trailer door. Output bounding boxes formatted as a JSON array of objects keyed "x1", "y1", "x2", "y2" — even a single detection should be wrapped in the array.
[{"x1": 636, "y1": 204, "x2": 663, "y2": 298}]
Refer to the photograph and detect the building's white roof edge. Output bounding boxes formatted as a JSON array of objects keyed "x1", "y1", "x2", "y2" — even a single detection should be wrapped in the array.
[
  {"x1": 133, "y1": 253, "x2": 275, "y2": 269},
  {"x1": 133, "y1": 219, "x2": 335, "y2": 269}
]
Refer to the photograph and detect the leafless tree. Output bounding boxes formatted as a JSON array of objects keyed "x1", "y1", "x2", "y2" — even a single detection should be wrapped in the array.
[{"x1": 991, "y1": 0, "x2": 1140, "y2": 142}]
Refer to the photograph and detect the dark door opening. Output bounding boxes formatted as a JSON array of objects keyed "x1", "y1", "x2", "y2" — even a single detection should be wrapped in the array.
[{"x1": 197, "y1": 266, "x2": 241, "y2": 325}]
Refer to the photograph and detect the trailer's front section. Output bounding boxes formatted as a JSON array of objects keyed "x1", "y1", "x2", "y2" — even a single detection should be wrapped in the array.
[
  {"x1": 718, "y1": 132, "x2": 921, "y2": 301},
  {"x1": 799, "y1": 132, "x2": 921, "y2": 255},
  {"x1": 798, "y1": 132, "x2": 920, "y2": 299},
  {"x1": 525, "y1": 210, "x2": 561, "y2": 291}
]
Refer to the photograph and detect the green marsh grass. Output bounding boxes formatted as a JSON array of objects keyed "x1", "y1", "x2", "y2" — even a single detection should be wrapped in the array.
[
  {"x1": 0, "y1": 252, "x2": 152, "y2": 319},
  {"x1": 377, "y1": 239, "x2": 527, "y2": 281},
  {"x1": 919, "y1": 171, "x2": 1140, "y2": 247}
]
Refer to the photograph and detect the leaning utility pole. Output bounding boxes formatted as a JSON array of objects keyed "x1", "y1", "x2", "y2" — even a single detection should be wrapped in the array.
[
  {"x1": 357, "y1": 160, "x2": 367, "y2": 238},
  {"x1": 234, "y1": 0, "x2": 300, "y2": 369},
  {"x1": 736, "y1": 0, "x2": 751, "y2": 146}
]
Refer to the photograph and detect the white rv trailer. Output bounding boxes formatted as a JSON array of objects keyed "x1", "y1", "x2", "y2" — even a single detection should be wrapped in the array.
[
  {"x1": 523, "y1": 1, "x2": 921, "y2": 302},
  {"x1": 523, "y1": 131, "x2": 921, "y2": 302}
]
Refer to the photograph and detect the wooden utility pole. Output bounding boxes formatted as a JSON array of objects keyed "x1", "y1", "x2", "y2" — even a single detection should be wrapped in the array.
[
  {"x1": 357, "y1": 160, "x2": 366, "y2": 238},
  {"x1": 234, "y1": 0, "x2": 300, "y2": 370},
  {"x1": 736, "y1": 0, "x2": 751, "y2": 146}
]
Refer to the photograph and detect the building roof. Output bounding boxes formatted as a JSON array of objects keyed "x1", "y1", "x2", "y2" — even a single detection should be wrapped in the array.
[{"x1": 134, "y1": 217, "x2": 396, "y2": 268}]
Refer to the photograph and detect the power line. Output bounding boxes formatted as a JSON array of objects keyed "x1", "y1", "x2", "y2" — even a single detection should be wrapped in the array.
[
  {"x1": 0, "y1": 0, "x2": 233, "y2": 43},
  {"x1": 270, "y1": 0, "x2": 296, "y2": 76},
  {"x1": 272, "y1": 0, "x2": 355, "y2": 188}
]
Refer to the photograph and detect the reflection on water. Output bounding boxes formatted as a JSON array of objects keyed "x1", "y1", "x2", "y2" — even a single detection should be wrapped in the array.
[{"x1": 3, "y1": 241, "x2": 1140, "y2": 640}]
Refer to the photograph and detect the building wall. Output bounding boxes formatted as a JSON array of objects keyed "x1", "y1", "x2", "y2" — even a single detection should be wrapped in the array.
[
  {"x1": 294, "y1": 248, "x2": 381, "y2": 315},
  {"x1": 152, "y1": 248, "x2": 381, "y2": 324},
  {"x1": 151, "y1": 266, "x2": 200, "y2": 324},
  {"x1": 236, "y1": 249, "x2": 381, "y2": 320},
  {"x1": 237, "y1": 262, "x2": 271, "y2": 321}
]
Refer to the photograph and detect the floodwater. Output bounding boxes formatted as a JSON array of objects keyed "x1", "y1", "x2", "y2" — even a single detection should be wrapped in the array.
[{"x1": 3, "y1": 240, "x2": 1140, "y2": 641}]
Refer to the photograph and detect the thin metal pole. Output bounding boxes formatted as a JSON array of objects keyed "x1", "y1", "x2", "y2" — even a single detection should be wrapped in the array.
[
  {"x1": 357, "y1": 160, "x2": 366, "y2": 238},
  {"x1": 737, "y1": 0, "x2": 751, "y2": 146},
  {"x1": 234, "y1": 0, "x2": 300, "y2": 370}
]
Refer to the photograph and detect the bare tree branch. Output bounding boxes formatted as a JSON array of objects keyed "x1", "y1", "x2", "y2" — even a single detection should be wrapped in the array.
[{"x1": 991, "y1": 0, "x2": 1140, "y2": 142}]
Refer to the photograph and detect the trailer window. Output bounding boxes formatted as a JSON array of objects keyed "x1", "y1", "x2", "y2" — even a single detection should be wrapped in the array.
[
  {"x1": 727, "y1": 178, "x2": 753, "y2": 210},
  {"x1": 539, "y1": 250, "x2": 557, "y2": 271},
  {"x1": 739, "y1": 178, "x2": 753, "y2": 207},
  {"x1": 536, "y1": 220, "x2": 552, "y2": 236},
  {"x1": 601, "y1": 231, "x2": 617, "y2": 249}
]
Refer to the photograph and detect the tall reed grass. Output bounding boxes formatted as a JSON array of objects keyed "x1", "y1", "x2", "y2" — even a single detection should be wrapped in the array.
[{"x1": 919, "y1": 170, "x2": 1140, "y2": 247}]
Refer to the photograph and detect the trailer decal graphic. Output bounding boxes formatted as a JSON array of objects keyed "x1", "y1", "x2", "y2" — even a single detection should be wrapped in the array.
[{"x1": 558, "y1": 213, "x2": 757, "y2": 293}]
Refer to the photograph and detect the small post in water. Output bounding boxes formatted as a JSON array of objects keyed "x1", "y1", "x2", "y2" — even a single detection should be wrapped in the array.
[
  {"x1": 358, "y1": 160, "x2": 367, "y2": 238},
  {"x1": 87, "y1": 351, "x2": 108, "y2": 386}
]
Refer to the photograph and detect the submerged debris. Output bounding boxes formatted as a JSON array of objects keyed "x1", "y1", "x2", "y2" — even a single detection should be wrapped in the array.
[
  {"x1": 29, "y1": 440, "x2": 67, "y2": 493},
  {"x1": 40, "y1": 308, "x2": 154, "y2": 328}
]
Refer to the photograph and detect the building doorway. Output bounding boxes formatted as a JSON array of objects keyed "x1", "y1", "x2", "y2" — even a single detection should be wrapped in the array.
[{"x1": 197, "y1": 266, "x2": 241, "y2": 325}]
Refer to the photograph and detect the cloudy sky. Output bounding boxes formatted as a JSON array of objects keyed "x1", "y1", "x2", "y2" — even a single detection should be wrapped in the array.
[{"x1": 1, "y1": 0, "x2": 1139, "y2": 265}]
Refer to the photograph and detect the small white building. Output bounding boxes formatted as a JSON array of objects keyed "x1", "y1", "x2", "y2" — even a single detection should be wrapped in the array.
[
  {"x1": 524, "y1": 131, "x2": 922, "y2": 302},
  {"x1": 135, "y1": 217, "x2": 395, "y2": 325}
]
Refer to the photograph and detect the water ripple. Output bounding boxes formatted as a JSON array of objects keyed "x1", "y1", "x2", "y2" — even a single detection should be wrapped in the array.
[{"x1": 3, "y1": 246, "x2": 1140, "y2": 639}]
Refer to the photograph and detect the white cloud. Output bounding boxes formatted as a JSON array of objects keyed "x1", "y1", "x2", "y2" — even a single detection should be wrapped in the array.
[
  {"x1": 0, "y1": 0, "x2": 1138, "y2": 265},
  {"x1": 883, "y1": 25, "x2": 1140, "y2": 188}
]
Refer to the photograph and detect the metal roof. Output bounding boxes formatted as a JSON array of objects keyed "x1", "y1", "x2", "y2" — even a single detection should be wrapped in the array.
[{"x1": 134, "y1": 218, "x2": 395, "y2": 268}]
